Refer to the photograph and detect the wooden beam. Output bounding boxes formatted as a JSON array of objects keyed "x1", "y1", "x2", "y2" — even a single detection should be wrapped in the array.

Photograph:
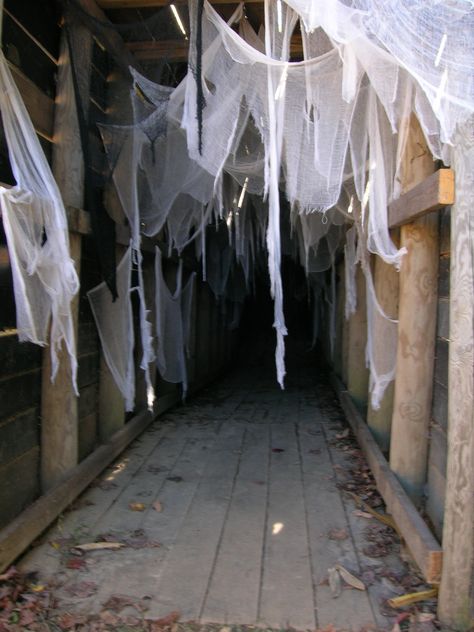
[
  {"x1": 98, "y1": 0, "x2": 262, "y2": 7},
  {"x1": 389, "y1": 115, "x2": 439, "y2": 504},
  {"x1": 331, "y1": 374, "x2": 443, "y2": 584},
  {"x1": 388, "y1": 168, "x2": 454, "y2": 229},
  {"x1": 126, "y1": 34, "x2": 304, "y2": 63},
  {"x1": 438, "y1": 123, "x2": 474, "y2": 630},
  {"x1": 74, "y1": 0, "x2": 140, "y2": 74},
  {"x1": 8, "y1": 62, "x2": 54, "y2": 140},
  {"x1": 40, "y1": 27, "x2": 92, "y2": 492},
  {"x1": 366, "y1": 241, "x2": 399, "y2": 453},
  {"x1": 346, "y1": 264, "x2": 369, "y2": 408}
]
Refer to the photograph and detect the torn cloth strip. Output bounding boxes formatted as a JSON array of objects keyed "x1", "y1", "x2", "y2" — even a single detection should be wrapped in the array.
[{"x1": 0, "y1": 50, "x2": 79, "y2": 392}]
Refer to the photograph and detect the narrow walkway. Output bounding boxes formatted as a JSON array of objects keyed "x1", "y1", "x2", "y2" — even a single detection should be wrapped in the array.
[{"x1": 21, "y1": 352, "x2": 408, "y2": 631}]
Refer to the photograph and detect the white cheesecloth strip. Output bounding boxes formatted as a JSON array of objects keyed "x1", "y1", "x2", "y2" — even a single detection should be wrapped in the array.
[
  {"x1": 0, "y1": 50, "x2": 79, "y2": 393},
  {"x1": 88, "y1": 246, "x2": 135, "y2": 411}
]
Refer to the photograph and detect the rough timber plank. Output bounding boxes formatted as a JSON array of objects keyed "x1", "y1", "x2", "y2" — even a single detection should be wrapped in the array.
[
  {"x1": 438, "y1": 123, "x2": 474, "y2": 629},
  {"x1": 298, "y1": 415, "x2": 375, "y2": 629},
  {"x1": 200, "y1": 424, "x2": 270, "y2": 624},
  {"x1": 258, "y1": 421, "x2": 316, "y2": 630},
  {"x1": 144, "y1": 423, "x2": 246, "y2": 621},
  {"x1": 388, "y1": 169, "x2": 454, "y2": 229},
  {"x1": 8, "y1": 62, "x2": 54, "y2": 139},
  {"x1": 98, "y1": 0, "x2": 261, "y2": 7},
  {"x1": 331, "y1": 375, "x2": 443, "y2": 584},
  {"x1": 0, "y1": 410, "x2": 153, "y2": 573}
]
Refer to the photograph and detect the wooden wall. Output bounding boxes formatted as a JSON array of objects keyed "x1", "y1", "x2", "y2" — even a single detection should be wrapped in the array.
[
  {"x1": 0, "y1": 0, "x2": 59, "y2": 530},
  {"x1": 0, "y1": 0, "x2": 235, "y2": 536},
  {"x1": 425, "y1": 208, "x2": 450, "y2": 538}
]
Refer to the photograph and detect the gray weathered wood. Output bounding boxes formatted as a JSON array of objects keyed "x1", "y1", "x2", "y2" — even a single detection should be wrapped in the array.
[
  {"x1": 40, "y1": 26, "x2": 91, "y2": 491},
  {"x1": 438, "y1": 121, "x2": 474, "y2": 630},
  {"x1": 347, "y1": 265, "x2": 369, "y2": 408},
  {"x1": 390, "y1": 116, "x2": 439, "y2": 504},
  {"x1": 0, "y1": 409, "x2": 153, "y2": 572},
  {"x1": 332, "y1": 374, "x2": 443, "y2": 584},
  {"x1": 388, "y1": 169, "x2": 454, "y2": 229}
]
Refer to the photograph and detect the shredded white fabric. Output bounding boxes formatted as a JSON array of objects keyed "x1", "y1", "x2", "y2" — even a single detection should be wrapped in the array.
[
  {"x1": 0, "y1": 50, "x2": 79, "y2": 392},
  {"x1": 88, "y1": 246, "x2": 135, "y2": 411},
  {"x1": 155, "y1": 247, "x2": 196, "y2": 397}
]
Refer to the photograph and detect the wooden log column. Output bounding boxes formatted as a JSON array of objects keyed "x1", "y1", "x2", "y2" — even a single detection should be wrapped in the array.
[
  {"x1": 389, "y1": 116, "x2": 438, "y2": 503},
  {"x1": 438, "y1": 122, "x2": 474, "y2": 629},
  {"x1": 333, "y1": 261, "x2": 345, "y2": 379},
  {"x1": 41, "y1": 27, "x2": 92, "y2": 491},
  {"x1": 367, "y1": 252, "x2": 399, "y2": 453},
  {"x1": 346, "y1": 265, "x2": 369, "y2": 409}
]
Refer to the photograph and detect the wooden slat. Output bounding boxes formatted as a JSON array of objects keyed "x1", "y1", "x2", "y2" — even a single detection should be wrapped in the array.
[
  {"x1": 127, "y1": 34, "x2": 304, "y2": 62},
  {"x1": 388, "y1": 168, "x2": 454, "y2": 229},
  {"x1": 330, "y1": 374, "x2": 443, "y2": 584},
  {"x1": 8, "y1": 62, "x2": 54, "y2": 140},
  {"x1": 0, "y1": 408, "x2": 152, "y2": 573},
  {"x1": 76, "y1": 0, "x2": 140, "y2": 73},
  {"x1": 98, "y1": 0, "x2": 262, "y2": 7}
]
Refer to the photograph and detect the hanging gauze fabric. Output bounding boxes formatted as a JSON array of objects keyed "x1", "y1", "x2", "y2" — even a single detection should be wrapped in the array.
[
  {"x1": 155, "y1": 247, "x2": 195, "y2": 398},
  {"x1": 88, "y1": 247, "x2": 135, "y2": 411},
  {"x1": 0, "y1": 49, "x2": 79, "y2": 392}
]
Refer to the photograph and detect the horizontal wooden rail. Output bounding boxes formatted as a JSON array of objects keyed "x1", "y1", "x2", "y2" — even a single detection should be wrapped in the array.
[
  {"x1": 388, "y1": 168, "x2": 454, "y2": 228},
  {"x1": 127, "y1": 34, "x2": 304, "y2": 62},
  {"x1": 98, "y1": 0, "x2": 262, "y2": 7},
  {"x1": 0, "y1": 408, "x2": 152, "y2": 573},
  {"x1": 330, "y1": 374, "x2": 443, "y2": 584},
  {"x1": 8, "y1": 62, "x2": 54, "y2": 141},
  {"x1": 0, "y1": 363, "x2": 227, "y2": 573}
]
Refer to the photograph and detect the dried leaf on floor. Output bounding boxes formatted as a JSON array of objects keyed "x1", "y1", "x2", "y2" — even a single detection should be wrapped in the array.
[
  {"x1": 335, "y1": 564, "x2": 366, "y2": 590},
  {"x1": 387, "y1": 587, "x2": 438, "y2": 609},
  {"x1": 328, "y1": 527, "x2": 348, "y2": 541},
  {"x1": 153, "y1": 500, "x2": 163, "y2": 512},
  {"x1": 353, "y1": 509, "x2": 374, "y2": 519},
  {"x1": 335, "y1": 428, "x2": 350, "y2": 439},
  {"x1": 63, "y1": 580, "x2": 97, "y2": 598},
  {"x1": 102, "y1": 593, "x2": 149, "y2": 613},
  {"x1": 129, "y1": 502, "x2": 147, "y2": 511},
  {"x1": 65, "y1": 558, "x2": 87, "y2": 570},
  {"x1": 72, "y1": 542, "x2": 125, "y2": 552},
  {"x1": 147, "y1": 609, "x2": 180, "y2": 628},
  {"x1": 166, "y1": 476, "x2": 183, "y2": 483},
  {"x1": 328, "y1": 566, "x2": 342, "y2": 598}
]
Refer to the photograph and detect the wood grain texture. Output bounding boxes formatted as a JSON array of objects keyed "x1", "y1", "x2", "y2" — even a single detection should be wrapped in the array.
[
  {"x1": 388, "y1": 169, "x2": 454, "y2": 229},
  {"x1": 390, "y1": 116, "x2": 438, "y2": 504},
  {"x1": 347, "y1": 265, "x2": 369, "y2": 408},
  {"x1": 438, "y1": 121, "x2": 474, "y2": 630},
  {"x1": 331, "y1": 374, "x2": 442, "y2": 584},
  {"x1": 8, "y1": 62, "x2": 54, "y2": 140},
  {"x1": 367, "y1": 250, "x2": 399, "y2": 453},
  {"x1": 41, "y1": 27, "x2": 91, "y2": 491},
  {"x1": 0, "y1": 409, "x2": 153, "y2": 572}
]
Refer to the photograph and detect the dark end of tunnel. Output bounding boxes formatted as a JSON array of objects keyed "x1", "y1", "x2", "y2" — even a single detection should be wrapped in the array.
[{"x1": 234, "y1": 257, "x2": 326, "y2": 382}]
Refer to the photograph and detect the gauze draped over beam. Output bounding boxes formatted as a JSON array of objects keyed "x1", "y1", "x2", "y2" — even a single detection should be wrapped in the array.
[{"x1": 0, "y1": 50, "x2": 79, "y2": 392}]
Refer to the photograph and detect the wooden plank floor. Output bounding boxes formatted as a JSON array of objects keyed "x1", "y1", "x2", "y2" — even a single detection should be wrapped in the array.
[{"x1": 20, "y1": 357, "x2": 407, "y2": 630}]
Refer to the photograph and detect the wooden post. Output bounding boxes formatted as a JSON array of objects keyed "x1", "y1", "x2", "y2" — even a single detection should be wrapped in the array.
[
  {"x1": 41, "y1": 28, "x2": 92, "y2": 491},
  {"x1": 438, "y1": 123, "x2": 474, "y2": 629},
  {"x1": 346, "y1": 265, "x2": 369, "y2": 409},
  {"x1": 333, "y1": 261, "x2": 345, "y2": 378},
  {"x1": 367, "y1": 252, "x2": 399, "y2": 452},
  {"x1": 98, "y1": 243, "x2": 126, "y2": 440},
  {"x1": 389, "y1": 116, "x2": 438, "y2": 503}
]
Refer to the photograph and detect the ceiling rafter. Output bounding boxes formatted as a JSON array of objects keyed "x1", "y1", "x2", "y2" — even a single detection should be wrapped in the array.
[{"x1": 97, "y1": 0, "x2": 262, "y2": 8}]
